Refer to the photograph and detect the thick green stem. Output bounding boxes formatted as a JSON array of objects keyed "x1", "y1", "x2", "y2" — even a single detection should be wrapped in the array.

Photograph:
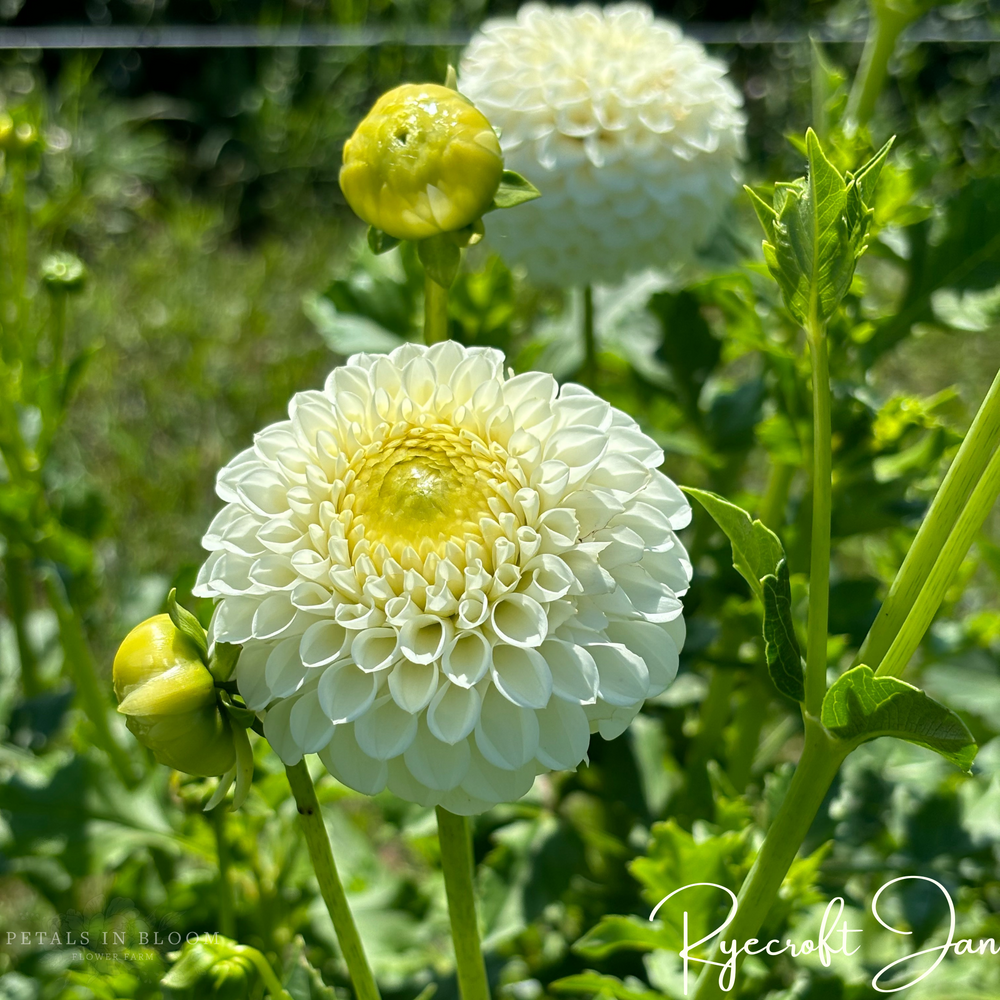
[
  {"x1": 424, "y1": 274, "x2": 449, "y2": 345},
  {"x1": 212, "y1": 804, "x2": 236, "y2": 939},
  {"x1": 436, "y1": 807, "x2": 490, "y2": 1000},
  {"x1": 859, "y1": 368, "x2": 1000, "y2": 669},
  {"x1": 877, "y1": 441, "x2": 1000, "y2": 678},
  {"x1": 727, "y1": 675, "x2": 770, "y2": 793},
  {"x1": 284, "y1": 761, "x2": 381, "y2": 1000},
  {"x1": 580, "y1": 284, "x2": 596, "y2": 389},
  {"x1": 845, "y1": 0, "x2": 914, "y2": 130},
  {"x1": 4, "y1": 555, "x2": 41, "y2": 697},
  {"x1": 237, "y1": 944, "x2": 295, "y2": 1000},
  {"x1": 43, "y1": 571, "x2": 138, "y2": 787},
  {"x1": 805, "y1": 325, "x2": 831, "y2": 718},
  {"x1": 691, "y1": 717, "x2": 847, "y2": 1000}
]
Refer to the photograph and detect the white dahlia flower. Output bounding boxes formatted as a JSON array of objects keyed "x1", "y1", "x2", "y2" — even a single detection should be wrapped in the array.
[
  {"x1": 458, "y1": 3, "x2": 746, "y2": 287},
  {"x1": 195, "y1": 343, "x2": 691, "y2": 814}
]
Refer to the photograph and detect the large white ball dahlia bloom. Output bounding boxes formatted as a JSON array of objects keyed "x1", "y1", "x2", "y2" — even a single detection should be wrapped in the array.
[
  {"x1": 458, "y1": 3, "x2": 746, "y2": 287},
  {"x1": 195, "y1": 343, "x2": 691, "y2": 814}
]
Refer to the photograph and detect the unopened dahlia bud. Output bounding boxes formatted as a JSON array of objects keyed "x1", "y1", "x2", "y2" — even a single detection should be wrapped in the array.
[
  {"x1": 340, "y1": 83, "x2": 504, "y2": 242},
  {"x1": 459, "y1": 2, "x2": 746, "y2": 286},
  {"x1": 196, "y1": 342, "x2": 691, "y2": 815},
  {"x1": 162, "y1": 936, "x2": 259, "y2": 1000},
  {"x1": 113, "y1": 614, "x2": 236, "y2": 777}
]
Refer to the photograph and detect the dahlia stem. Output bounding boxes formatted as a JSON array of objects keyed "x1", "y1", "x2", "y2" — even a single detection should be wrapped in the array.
[
  {"x1": 845, "y1": 0, "x2": 915, "y2": 130},
  {"x1": 4, "y1": 554, "x2": 41, "y2": 698},
  {"x1": 211, "y1": 803, "x2": 236, "y2": 939},
  {"x1": 858, "y1": 368, "x2": 1000, "y2": 670},
  {"x1": 284, "y1": 761, "x2": 381, "y2": 1000},
  {"x1": 580, "y1": 284, "x2": 597, "y2": 389},
  {"x1": 691, "y1": 716, "x2": 847, "y2": 1000},
  {"x1": 43, "y1": 570, "x2": 138, "y2": 788},
  {"x1": 436, "y1": 807, "x2": 490, "y2": 1000},
  {"x1": 424, "y1": 274, "x2": 450, "y2": 344},
  {"x1": 804, "y1": 317, "x2": 831, "y2": 718},
  {"x1": 877, "y1": 440, "x2": 1000, "y2": 679}
]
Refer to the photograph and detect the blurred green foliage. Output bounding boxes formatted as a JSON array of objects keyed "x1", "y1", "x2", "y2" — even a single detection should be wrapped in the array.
[{"x1": 1, "y1": 0, "x2": 1000, "y2": 999}]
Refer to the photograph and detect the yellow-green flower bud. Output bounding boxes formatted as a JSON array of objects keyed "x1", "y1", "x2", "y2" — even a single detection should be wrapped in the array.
[
  {"x1": 113, "y1": 614, "x2": 236, "y2": 777},
  {"x1": 41, "y1": 251, "x2": 87, "y2": 292},
  {"x1": 340, "y1": 83, "x2": 503, "y2": 242}
]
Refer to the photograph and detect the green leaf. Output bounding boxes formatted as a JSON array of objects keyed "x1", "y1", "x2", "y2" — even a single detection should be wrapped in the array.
[
  {"x1": 761, "y1": 559, "x2": 805, "y2": 702},
  {"x1": 486, "y1": 169, "x2": 541, "y2": 211},
  {"x1": 417, "y1": 234, "x2": 462, "y2": 288},
  {"x1": 303, "y1": 293, "x2": 405, "y2": 356},
  {"x1": 366, "y1": 226, "x2": 400, "y2": 255},
  {"x1": 683, "y1": 487, "x2": 784, "y2": 600},
  {"x1": 552, "y1": 973, "x2": 663, "y2": 1000},
  {"x1": 166, "y1": 587, "x2": 209, "y2": 665},
  {"x1": 747, "y1": 128, "x2": 888, "y2": 326},
  {"x1": 573, "y1": 915, "x2": 669, "y2": 960},
  {"x1": 821, "y1": 665, "x2": 977, "y2": 772},
  {"x1": 210, "y1": 641, "x2": 241, "y2": 682}
]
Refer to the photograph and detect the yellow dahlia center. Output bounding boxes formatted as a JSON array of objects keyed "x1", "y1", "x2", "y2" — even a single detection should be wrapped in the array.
[{"x1": 350, "y1": 427, "x2": 495, "y2": 557}]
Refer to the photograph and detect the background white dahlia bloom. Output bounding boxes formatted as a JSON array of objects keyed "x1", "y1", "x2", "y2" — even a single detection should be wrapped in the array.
[
  {"x1": 196, "y1": 343, "x2": 691, "y2": 814},
  {"x1": 458, "y1": 2, "x2": 746, "y2": 287}
]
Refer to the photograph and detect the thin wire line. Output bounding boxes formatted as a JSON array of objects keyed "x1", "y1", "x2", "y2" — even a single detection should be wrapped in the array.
[{"x1": 0, "y1": 19, "x2": 996, "y2": 49}]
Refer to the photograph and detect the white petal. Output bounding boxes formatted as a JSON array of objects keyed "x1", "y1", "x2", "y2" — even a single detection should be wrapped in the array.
[
  {"x1": 491, "y1": 593, "x2": 548, "y2": 648},
  {"x1": 427, "y1": 681, "x2": 481, "y2": 744},
  {"x1": 237, "y1": 469, "x2": 290, "y2": 517},
  {"x1": 404, "y1": 722, "x2": 472, "y2": 790},
  {"x1": 263, "y1": 697, "x2": 303, "y2": 765},
  {"x1": 586, "y1": 642, "x2": 649, "y2": 706},
  {"x1": 265, "y1": 636, "x2": 308, "y2": 698},
  {"x1": 611, "y1": 564, "x2": 684, "y2": 622},
  {"x1": 212, "y1": 596, "x2": 258, "y2": 644},
  {"x1": 236, "y1": 642, "x2": 273, "y2": 711},
  {"x1": 442, "y1": 631, "x2": 491, "y2": 687},
  {"x1": 605, "y1": 620, "x2": 679, "y2": 696},
  {"x1": 252, "y1": 593, "x2": 298, "y2": 640},
  {"x1": 290, "y1": 687, "x2": 335, "y2": 753},
  {"x1": 388, "y1": 661, "x2": 439, "y2": 713},
  {"x1": 398, "y1": 615, "x2": 451, "y2": 664},
  {"x1": 459, "y1": 745, "x2": 537, "y2": 805},
  {"x1": 318, "y1": 724, "x2": 388, "y2": 795},
  {"x1": 300, "y1": 620, "x2": 349, "y2": 668},
  {"x1": 351, "y1": 627, "x2": 400, "y2": 672},
  {"x1": 317, "y1": 662, "x2": 379, "y2": 724},
  {"x1": 540, "y1": 639, "x2": 599, "y2": 705},
  {"x1": 535, "y1": 697, "x2": 591, "y2": 770},
  {"x1": 520, "y1": 554, "x2": 576, "y2": 603},
  {"x1": 475, "y1": 687, "x2": 539, "y2": 769},
  {"x1": 385, "y1": 756, "x2": 442, "y2": 807},
  {"x1": 354, "y1": 694, "x2": 419, "y2": 760},
  {"x1": 491, "y1": 644, "x2": 552, "y2": 709}
]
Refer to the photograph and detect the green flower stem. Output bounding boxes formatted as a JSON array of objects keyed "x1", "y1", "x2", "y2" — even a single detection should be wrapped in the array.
[
  {"x1": 211, "y1": 803, "x2": 236, "y2": 940},
  {"x1": 859, "y1": 368, "x2": 1000, "y2": 670},
  {"x1": 436, "y1": 806, "x2": 490, "y2": 1000},
  {"x1": 692, "y1": 717, "x2": 848, "y2": 1000},
  {"x1": 877, "y1": 440, "x2": 1000, "y2": 678},
  {"x1": 580, "y1": 284, "x2": 596, "y2": 390},
  {"x1": 424, "y1": 273, "x2": 450, "y2": 345},
  {"x1": 4, "y1": 555, "x2": 41, "y2": 698},
  {"x1": 727, "y1": 674, "x2": 771, "y2": 793},
  {"x1": 235, "y1": 943, "x2": 295, "y2": 1000},
  {"x1": 284, "y1": 760, "x2": 381, "y2": 1000},
  {"x1": 688, "y1": 667, "x2": 736, "y2": 768},
  {"x1": 805, "y1": 323, "x2": 832, "y2": 718},
  {"x1": 845, "y1": 0, "x2": 915, "y2": 129},
  {"x1": 43, "y1": 570, "x2": 138, "y2": 788}
]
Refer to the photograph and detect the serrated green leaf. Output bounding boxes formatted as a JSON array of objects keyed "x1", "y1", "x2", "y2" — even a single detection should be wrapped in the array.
[
  {"x1": 166, "y1": 587, "x2": 208, "y2": 665},
  {"x1": 751, "y1": 128, "x2": 888, "y2": 327},
  {"x1": 683, "y1": 487, "x2": 784, "y2": 600},
  {"x1": 486, "y1": 169, "x2": 541, "y2": 211},
  {"x1": 417, "y1": 234, "x2": 462, "y2": 288},
  {"x1": 761, "y1": 559, "x2": 805, "y2": 702},
  {"x1": 744, "y1": 184, "x2": 776, "y2": 242},
  {"x1": 367, "y1": 226, "x2": 400, "y2": 255},
  {"x1": 821, "y1": 665, "x2": 977, "y2": 772}
]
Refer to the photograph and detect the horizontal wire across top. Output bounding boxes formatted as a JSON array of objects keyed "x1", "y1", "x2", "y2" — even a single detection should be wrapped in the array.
[{"x1": 0, "y1": 18, "x2": 997, "y2": 50}]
